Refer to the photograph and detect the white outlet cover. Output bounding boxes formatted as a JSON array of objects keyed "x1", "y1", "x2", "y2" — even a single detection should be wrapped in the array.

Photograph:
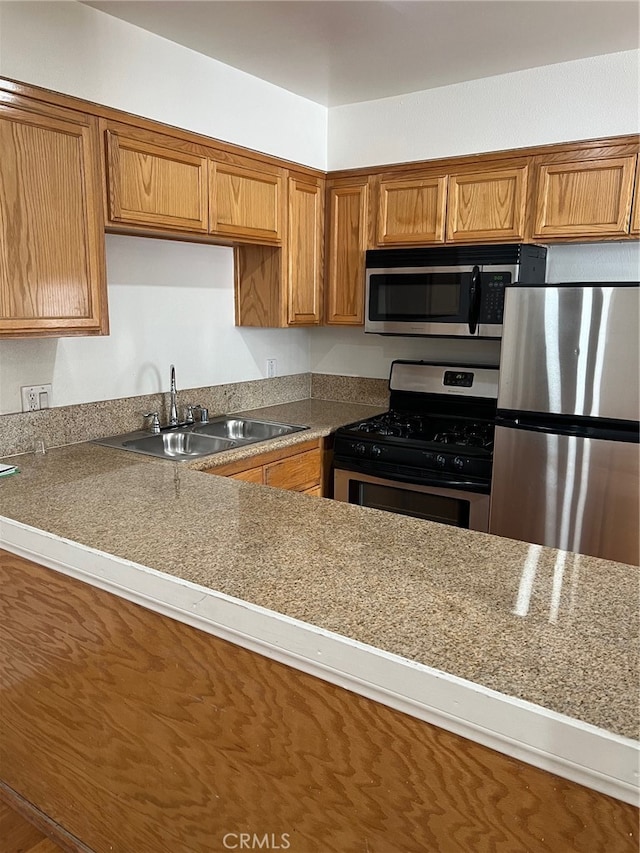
[{"x1": 21, "y1": 384, "x2": 52, "y2": 412}]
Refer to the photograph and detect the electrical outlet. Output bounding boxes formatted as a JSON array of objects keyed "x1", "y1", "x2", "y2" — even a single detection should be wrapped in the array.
[
  {"x1": 21, "y1": 384, "x2": 52, "y2": 412},
  {"x1": 266, "y1": 358, "x2": 277, "y2": 378}
]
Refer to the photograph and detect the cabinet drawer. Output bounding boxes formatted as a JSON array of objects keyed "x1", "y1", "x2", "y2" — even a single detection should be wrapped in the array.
[
  {"x1": 264, "y1": 448, "x2": 322, "y2": 492},
  {"x1": 230, "y1": 467, "x2": 264, "y2": 484}
]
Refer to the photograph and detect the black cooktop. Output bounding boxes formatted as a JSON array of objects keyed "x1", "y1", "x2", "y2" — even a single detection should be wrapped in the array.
[{"x1": 346, "y1": 410, "x2": 494, "y2": 449}]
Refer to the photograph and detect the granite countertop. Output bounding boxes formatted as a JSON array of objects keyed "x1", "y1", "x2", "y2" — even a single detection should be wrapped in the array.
[{"x1": 0, "y1": 397, "x2": 638, "y2": 744}]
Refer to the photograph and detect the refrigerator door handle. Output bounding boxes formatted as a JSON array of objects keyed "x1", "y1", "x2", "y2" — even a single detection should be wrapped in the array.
[{"x1": 468, "y1": 265, "x2": 481, "y2": 335}]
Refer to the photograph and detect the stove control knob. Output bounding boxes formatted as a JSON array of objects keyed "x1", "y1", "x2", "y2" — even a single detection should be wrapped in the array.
[
  {"x1": 354, "y1": 443, "x2": 367, "y2": 456},
  {"x1": 435, "y1": 454, "x2": 447, "y2": 468},
  {"x1": 453, "y1": 456, "x2": 464, "y2": 470},
  {"x1": 371, "y1": 445, "x2": 382, "y2": 457}
]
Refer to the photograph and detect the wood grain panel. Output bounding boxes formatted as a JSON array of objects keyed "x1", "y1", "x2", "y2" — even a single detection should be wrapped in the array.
[
  {"x1": 229, "y1": 466, "x2": 264, "y2": 484},
  {"x1": 264, "y1": 447, "x2": 322, "y2": 491},
  {"x1": 286, "y1": 176, "x2": 323, "y2": 326},
  {"x1": 0, "y1": 551, "x2": 637, "y2": 853},
  {"x1": 234, "y1": 244, "x2": 284, "y2": 327},
  {"x1": 630, "y1": 156, "x2": 640, "y2": 235},
  {"x1": 210, "y1": 161, "x2": 282, "y2": 243},
  {"x1": 0, "y1": 102, "x2": 107, "y2": 337},
  {"x1": 205, "y1": 439, "x2": 321, "y2": 478},
  {"x1": 0, "y1": 799, "x2": 49, "y2": 852},
  {"x1": 0, "y1": 783, "x2": 88, "y2": 853},
  {"x1": 446, "y1": 166, "x2": 528, "y2": 242},
  {"x1": 533, "y1": 156, "x2": 636, "y2": 238},
  {"x1": 105, "y1": 130, "x2": 208, "y2": 231},
  {"x1": 325, "y1": 181, "x2": 368, "y2": 325},
  {"x1": 377, "y1": 175, "x2": 447, "y2": 244}
]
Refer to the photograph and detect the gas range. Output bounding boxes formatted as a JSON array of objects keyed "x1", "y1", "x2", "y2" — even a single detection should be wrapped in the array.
[{"x1": 334, "y1": 361, "x2": 500, "y2": 493}]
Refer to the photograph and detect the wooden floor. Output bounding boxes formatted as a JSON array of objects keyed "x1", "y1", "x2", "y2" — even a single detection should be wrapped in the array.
[{"x1": 0, "y1": 801, "x2": 64, "y2": 853}]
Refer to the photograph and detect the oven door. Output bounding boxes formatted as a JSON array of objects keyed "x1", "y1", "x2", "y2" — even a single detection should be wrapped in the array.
[{"x1": 334, "y1": 468, "x2": 490, "y2": 532}]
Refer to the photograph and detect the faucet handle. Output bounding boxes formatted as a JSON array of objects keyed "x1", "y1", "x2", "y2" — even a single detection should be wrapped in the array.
[
  {"x1": 184, "y1": 405, "x2": 195, "y2": 424},
  {"x1": 142, "y1": 412, "x2": 161, "y2": 434},
  {"x1": 193, "y1": 405, "x2": 209, "y2": 424}
]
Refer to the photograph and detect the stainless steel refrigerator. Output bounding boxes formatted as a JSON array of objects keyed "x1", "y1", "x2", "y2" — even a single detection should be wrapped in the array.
[{"x1": 489, "y1": 282, "x2": 639, "y2": 565}]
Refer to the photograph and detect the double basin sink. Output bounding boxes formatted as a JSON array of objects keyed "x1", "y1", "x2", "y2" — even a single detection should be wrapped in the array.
[{"x1": 94, "y1": 417, "x2": 308, "y2": 461}]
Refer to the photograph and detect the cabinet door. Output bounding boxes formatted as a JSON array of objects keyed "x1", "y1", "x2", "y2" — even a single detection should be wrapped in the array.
[
  {"x1": 105, "y1": 130, "x2": 208, "y2": 232},
  {"x1": 377, "y1": 176, "x2": 447, "y2": 245},
  {"x1": 287, "y1": 176, "x2": 323, "y2": 326},
  {"x1": 325, "y1": 181, "x2": 368, "y2": 325},
  {"x1": 264, "y1": 448, "x2": 322, "y2": 492},
  {"x1": 210, "y1": 161, "x2": 282, "y2": 243},
  {"x1": 630, "y1": 157, "x2": 640, "y2": 236},
  {"x1": 446, "y1": 166, "x2": 528, "y2": 242},
  {"x1": 0, "y1": 101, "x2": 107, "y2": 337},
  {"x1": 532, "y1": 156, "x2": 636, "y2": 238}
]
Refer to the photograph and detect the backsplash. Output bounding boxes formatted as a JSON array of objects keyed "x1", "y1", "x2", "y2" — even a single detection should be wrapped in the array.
[
  {"x1": 0, "y1": 374, "x2": 311, "y2": 458},
  {"x1": 311, "y1": 374, "x2": 388, "y2": 406},
  {"x1": 0, "y1": 373, "x2": 390, "y2": 458}
]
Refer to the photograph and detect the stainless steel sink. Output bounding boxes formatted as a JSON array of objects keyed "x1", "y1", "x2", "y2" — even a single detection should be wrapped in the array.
[
  {"x1": 93, "y1": 417, "x2": 309, "y2": 460},
  {"x1": 123, "y1": 431, "x2": 236, "y2": 459},
  {"x1": 193, "y1": 417, "x2": 307, "y2": 441}
]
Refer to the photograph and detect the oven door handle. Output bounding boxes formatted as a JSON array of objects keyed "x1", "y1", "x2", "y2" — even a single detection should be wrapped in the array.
[{"x1": 468, "y1": 265, "x2": 481, "y2": 335}]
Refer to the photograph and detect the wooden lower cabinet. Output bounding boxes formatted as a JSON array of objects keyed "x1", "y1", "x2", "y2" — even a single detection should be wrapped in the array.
[
  {"x1": 206, "y1": 438, "x2": 324, "y2": 495},
  {"x1": 1, "y1": 551, "x2": 637, "y2": 853}
]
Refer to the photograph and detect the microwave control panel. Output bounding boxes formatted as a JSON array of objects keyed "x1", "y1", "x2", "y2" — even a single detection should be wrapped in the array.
[{"x1": 479, "y1": 274, "x2": 507, "y2": 323}]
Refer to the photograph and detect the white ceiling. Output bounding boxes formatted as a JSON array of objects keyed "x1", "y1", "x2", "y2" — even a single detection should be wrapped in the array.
[{"x1": 85, "y1": 1, "x2": 639, "y2": 107}]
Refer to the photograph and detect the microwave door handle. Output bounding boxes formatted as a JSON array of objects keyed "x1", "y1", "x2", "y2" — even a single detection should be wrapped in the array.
[{"x1": 468, "y1": 265, "x2": 481, "y2": 335}]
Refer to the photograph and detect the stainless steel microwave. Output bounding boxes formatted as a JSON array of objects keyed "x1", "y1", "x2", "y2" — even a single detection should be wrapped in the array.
[{"x1": 365, "y1": 244, "x2": 547, "y2": 338}]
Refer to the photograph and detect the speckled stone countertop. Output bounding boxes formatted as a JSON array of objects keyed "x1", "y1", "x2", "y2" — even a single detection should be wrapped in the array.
[{"x1": 0, "y1": 400, "x2": 638, "y2": 742}]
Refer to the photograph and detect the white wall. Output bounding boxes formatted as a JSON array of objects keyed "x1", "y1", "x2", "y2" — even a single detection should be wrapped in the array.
[
  {"x1": 0, "y1": 1, "x2": 321, "y2": 415},
  {"x1": 310, "y1": 243, "x2": 640, "y2": 379},
  {"x1": 0, "y1": 237, "x2": 310, "y2": 413},
  {"x1": 328, "y1": 50, "x2": 640, "y2": 169},
  {"x1": 0, "y1": 1, "x2": 327, "y2": 169}
]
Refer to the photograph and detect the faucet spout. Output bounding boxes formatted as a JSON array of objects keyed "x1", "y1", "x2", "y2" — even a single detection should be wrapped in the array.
[{"x1": 169, "y1": 364, "x2": 178, "y2": 427}]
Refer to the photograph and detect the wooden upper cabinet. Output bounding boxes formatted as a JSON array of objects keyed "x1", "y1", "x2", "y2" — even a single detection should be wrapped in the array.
[
  {"x1": 210, "y1": 159, "x2": 283, "y2": 244},
  {"x1": 630, "y1": 156, "x2": 640, "y2": 236},
  {"x1": 532, "y1": 155, "x2": 636, "y2": 239},
  {"x1": 105, "y1": 128, "x2": 208, "y2": 232},
  {"x1": 234, "y1": 173, "x2": 323, "y2": 328},
  {"x1": 287, "y1": 175, "x2": 323, "y2": 325},
  {"x1": 377, "y1": 175, "x2": 447, "y2": 244},
  {"x1": 325, "y1": 180, "x2": 369, "y2": 325},
  {"x1": 446, "y1": 166, "x2": 528, "y2": 243},
  {"x1": 0, "y1": 98, "x2": 107, "y2": 337}
]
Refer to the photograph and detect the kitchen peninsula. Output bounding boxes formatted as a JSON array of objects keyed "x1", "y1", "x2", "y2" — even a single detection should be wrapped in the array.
[{"x1": 0, "y1": 399, "x2": 638, "y2": 853}]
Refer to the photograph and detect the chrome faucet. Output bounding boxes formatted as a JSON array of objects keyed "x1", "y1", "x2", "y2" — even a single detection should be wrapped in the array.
[{"x1": 169, "y1": 364, "x2": 178, "y2": 427}]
